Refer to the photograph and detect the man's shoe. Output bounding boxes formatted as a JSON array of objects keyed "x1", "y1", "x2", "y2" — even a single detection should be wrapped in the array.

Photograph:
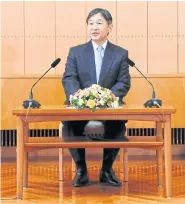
[
  {"x1": 72, "y1": 169, "x2": 90, "y2": 187},
  {"x1": 100, "y1": 168, "x2": 122, "y2": 186}
]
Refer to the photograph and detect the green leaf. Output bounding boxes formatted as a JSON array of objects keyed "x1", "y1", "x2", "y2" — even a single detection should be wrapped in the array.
[{"x1": 91, "y1": 107, "x2": 96, "y2": 112}]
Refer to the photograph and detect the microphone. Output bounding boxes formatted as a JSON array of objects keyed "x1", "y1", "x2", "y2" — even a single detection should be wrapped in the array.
[
  {"x1": 22, "y1": 58, "x2": 61, "y2": 109},
  {"x1": 127, "y1": 58, "x2": 162, "y2": 108}
]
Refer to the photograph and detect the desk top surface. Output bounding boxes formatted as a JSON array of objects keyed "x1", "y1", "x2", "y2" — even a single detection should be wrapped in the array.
[{"x1": 13, "y1": 105, "x2": 176, "y2": 116}]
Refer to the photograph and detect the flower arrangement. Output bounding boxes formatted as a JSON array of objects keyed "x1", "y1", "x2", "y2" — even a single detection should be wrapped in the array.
[{"x1": 69, "y1": 84, "x2": 119, "y2": 112}]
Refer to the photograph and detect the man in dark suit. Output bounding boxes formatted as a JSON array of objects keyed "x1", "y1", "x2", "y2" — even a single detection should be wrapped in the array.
[{"x1": 62, "y1": 8, "x2": 131, "y2": 187}]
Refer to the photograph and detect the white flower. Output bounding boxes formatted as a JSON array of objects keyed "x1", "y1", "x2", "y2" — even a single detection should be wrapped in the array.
[
  {"x1": 91, "y1": 90, "x2": 98, "y2": 95},
  {"x1": 78, "y1": 99, "x2": 84, "y2": 106},
  {"x1": 113, "y1": 101, "x2": 119, "y2": 108},
  {"x1": 73, "y1": 96, "x2": 77, "y2": 100},
  {"x1": 83, "y1": 89, "x2": 90, "y2": 97},
  {"x1": 69, "y1": 94, "x2": 73, "y2": 102},
  {"x1": 99, "y1": 99, "x2": 105, "y2": 106},
  {"x1": 91, "y1": 84, "x2": 99, "y2": 89}
]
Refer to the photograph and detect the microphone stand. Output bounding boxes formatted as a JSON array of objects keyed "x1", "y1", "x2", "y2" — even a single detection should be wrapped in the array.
[
  {"x1": 133, "y1": 65, "x2": 162, "y2": 108},
  {"x1": 22, "y1": 58, "x2": 61, "y2": 109},
  {"x1": 22, "y1": 67, "x2": 52, "y2": 109}
]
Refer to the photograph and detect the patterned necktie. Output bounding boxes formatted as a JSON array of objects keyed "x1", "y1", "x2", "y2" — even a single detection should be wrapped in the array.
[{"x1": 95, "y1": 46, "x2": 104, "y2": 83}]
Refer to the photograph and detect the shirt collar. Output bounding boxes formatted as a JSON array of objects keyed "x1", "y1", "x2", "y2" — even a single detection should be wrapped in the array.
[{"x1": 92, "y1": 40, "x2": 108, "y2": 52}]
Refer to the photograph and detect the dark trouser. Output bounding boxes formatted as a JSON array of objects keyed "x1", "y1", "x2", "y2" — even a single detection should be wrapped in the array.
[{"x1": 63, "y1": 120, "x2": 126, "y2": 171}]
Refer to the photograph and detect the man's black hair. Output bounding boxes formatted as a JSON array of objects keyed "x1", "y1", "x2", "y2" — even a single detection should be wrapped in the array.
[{"x1": 86, "y1": 8, "x2": 112, "y2": 25}]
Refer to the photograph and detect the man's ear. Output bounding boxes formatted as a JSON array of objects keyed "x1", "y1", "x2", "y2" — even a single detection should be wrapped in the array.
[{"x1": 108, "y1": 24, "x2": 113, "y2": 33}]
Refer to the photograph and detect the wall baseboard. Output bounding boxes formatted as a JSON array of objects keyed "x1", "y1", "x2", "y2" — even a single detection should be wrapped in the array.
[{"x1": 1, "y1": 128, "x2": 185, "y2": 147}]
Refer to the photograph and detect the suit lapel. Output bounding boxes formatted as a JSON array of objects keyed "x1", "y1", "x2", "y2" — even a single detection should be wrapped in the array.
[
  {"x1": 98, "y1": 41, "x2": 114, "y2": 85},
  {"x1": 83, "y1": 41, "x2": 97, "y2": 84}
]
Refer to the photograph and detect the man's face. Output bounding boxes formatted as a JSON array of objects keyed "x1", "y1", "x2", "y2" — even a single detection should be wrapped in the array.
[{"x1": 87, "y1": 13, "x2": 113, "y2": 44}]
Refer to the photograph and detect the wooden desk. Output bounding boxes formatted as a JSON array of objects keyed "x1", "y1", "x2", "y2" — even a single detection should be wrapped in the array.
[{"x1": 13, "y1": 105, "x2": 176, "y2": 199}]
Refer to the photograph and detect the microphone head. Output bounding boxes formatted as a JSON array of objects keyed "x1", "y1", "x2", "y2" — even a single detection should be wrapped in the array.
[
  {"x1": 127, "y1": 58, "x2": 135, "y2": 67},
  {"x1": 51, "y1": 58, "x2": 61, "y2": 68}
]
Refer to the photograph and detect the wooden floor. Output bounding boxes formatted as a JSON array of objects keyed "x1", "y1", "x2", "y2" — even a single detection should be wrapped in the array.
[{"x1": 1, "y1": 157, "x2": 185, "y2": 204}]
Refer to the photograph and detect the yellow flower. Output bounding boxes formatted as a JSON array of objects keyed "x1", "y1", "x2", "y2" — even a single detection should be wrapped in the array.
[{"x1": 87, "y1": 99, "x2": 96, "y2": 108}]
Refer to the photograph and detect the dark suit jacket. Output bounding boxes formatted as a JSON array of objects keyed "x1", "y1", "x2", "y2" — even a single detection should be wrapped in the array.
[
  {"x1": 62, "y1": 40, "x2": 131, "y2": 105},
  {"x1": 62, "y1": 40, "x2": 131, "y2": 138}
]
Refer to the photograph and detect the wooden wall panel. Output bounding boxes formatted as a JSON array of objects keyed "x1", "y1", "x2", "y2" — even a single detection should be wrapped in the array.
[
  {"x1": 178, "y1": 2, "x2": 185, "y2": 73},
  {"x1": 1, "y1": 38, "x2": 24, "y2": 77},
  {"x1": 0, "y1": 80, "x2": 1, "y2": 136},
  {"x1": 0, "y1": 0, "x2": 1, "y2": 114},
  {"x1": 55, "y1": 1, "x2": 86, "y2": 74},
  {"x1": 1, "y1": 78, "x2": 65, "y2": 129},
  {"x1": 24, "y1": 2, "x2": 55, "y2": 75},
  {"x1": 148, "y1": 2, "x2": 177, "y2": 74},
  {"x1": 1, "y1": 2, "x2": 24, "y2": 36},
  {"x1": 1, "y1": 76, "x2": 185, "y2": 129},
  {"x1": 125, "y1": 77, "x2": 185, "y2": 128},
  {"x1": 117, "y1": 2, "x2": 147, "y2": 74},
  {"x1": 86, "y1": 1, "x2": 117, "y2": 45},
  {"x1": 1, "y1": 2, "x2": 24, "y2": 76}
]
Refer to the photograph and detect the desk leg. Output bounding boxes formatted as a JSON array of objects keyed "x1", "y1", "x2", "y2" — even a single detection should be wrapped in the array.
[
  {"x1": 72, "y1": 160, "x2": 76, "y2": 172},
  {"x1": 59, "y1": 148, "x2": 64, "y2": 181},
  {"x1": 24, "y1": 153, "x2": 28, "y2": 188},
  {"x1": 164, "y1": 117, "x2": 172, "y2": 199},
  {"x1": 120, "y1": 149, "x2": 124, "y2": 173},
  {"x1": 156, "y1": 122, "x2": 163, "y2": 187},
  {"x1": 59, "y1": 123, "x2": 64, "y2": 181},
  {"x1": 17, "y1": 117, "x2": 24, "y2": 199},
  {"x1": 23, "y1": 123, "x2": 28, "y2": 188},
  {"x1": 120, "y1": 148, "x2": 128, "y2": 182},
  {"x1": 59, "y1": 181, "x2": 64, "y2": 200}
]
